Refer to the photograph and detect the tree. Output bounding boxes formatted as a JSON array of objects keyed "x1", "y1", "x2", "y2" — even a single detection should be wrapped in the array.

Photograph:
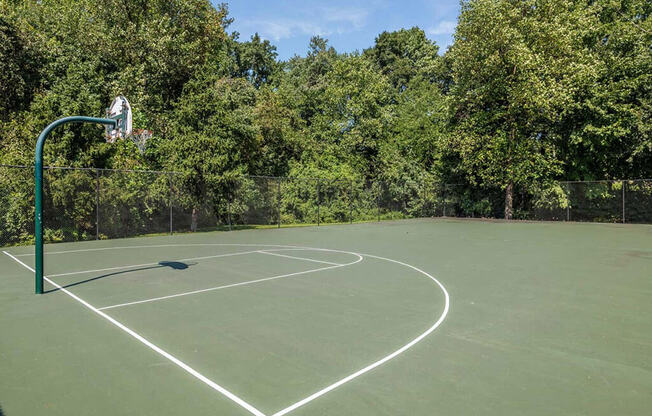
[
  {"x1": 0, "y1": 15, "x2": 40, "y2": 119},
  {"x1": 391, "y1": 76, "x2": 447, "y2": 171},
  {"x1": 448, "y1": 0, "x2": 589, "y2": 218},
  {"x1": 254, "y1": 87, "x2": 304, "y2": 176},
  {"x1": 229, "y1": 33, "x2": 279, "y2": 88},
  {"x1": 163, "y1": 74, "x2": 259, "y2": 230},
  {"x1": 312, "y1": 55, "x2": 393, "y2": 177},
  {"x1": 1, "y1": 0, "x2": 650, "y2": 238},
  {"x1": 364, "y1": 27, "x2": 439, "y2": 90},
  {"x1": 0, "y1": 0, "x2": 232, "y2": 165},
  {"x1": 279, "y1": 36, "x2": 340, "y2": 124},
  {"x1": 556, "y1": 0, "x2": 651, "y2": 180}
]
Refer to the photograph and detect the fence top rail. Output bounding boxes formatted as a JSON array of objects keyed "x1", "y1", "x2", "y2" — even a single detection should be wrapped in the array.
[
  {"x1": 560, "y1": 179, "x2": 652, "y2": 184},
  {"x1": 244, "y1": 175, "x2": 353, "y2": 183}
]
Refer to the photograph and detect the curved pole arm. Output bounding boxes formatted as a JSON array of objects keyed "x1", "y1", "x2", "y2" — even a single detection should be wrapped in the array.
[{"x1": 35, "y1": 116, "x2": 117, "y2": 294}]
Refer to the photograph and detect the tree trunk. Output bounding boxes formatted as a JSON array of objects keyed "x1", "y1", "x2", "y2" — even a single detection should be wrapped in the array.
[
  {"x1": 504, "y1": 183, "x2": 513, "y2": 220},
  {"x1": 191, "y1": 207, "x2": 198, "y2": 232}
]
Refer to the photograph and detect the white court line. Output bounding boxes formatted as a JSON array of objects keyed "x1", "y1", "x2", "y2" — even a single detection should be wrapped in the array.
[
  {"x1": 98, "y1": 254, "x2": 363, "y2": 310},
  {"x1": 48, "y1": 250, "x2": 261, "y2": 278},
  {"x1": 5, "y1": 244, "x2": 450, "y2": 416},
  {"x1": 2, "y1": 250, "x2": 267, "y2": 416},
  {"x1": 257, "y1": 250, "x2": 343, "y2": 266}
]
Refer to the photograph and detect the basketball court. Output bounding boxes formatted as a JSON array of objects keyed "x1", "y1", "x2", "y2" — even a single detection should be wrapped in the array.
[{"x1": 1, "y1": 219, "x2": 650, "y2": 415}]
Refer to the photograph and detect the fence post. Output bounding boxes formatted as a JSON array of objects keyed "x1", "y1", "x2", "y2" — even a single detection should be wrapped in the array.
[
  {"x1": 95, "y1": 169, "x2": 100, "y2": 240},
  {"x1": 443, "y1": 185, "x2": 446, "y2": 217},
  {"x1": 317, "y1": 179, "x2": 320, "y2": 226},
  {"x1": 350, "y1": 180, "x2": 353, "y2": 224},
  {"x1": 424, "y1": 181, "x2": 429, "y2": 218},
  {"x1": 227, "y1": 200, "x2": 232, "y2": 231},
  {"x1": 277, "y1": 179, "x2": 281, "y2": 228},
  {"x1": 622, "y1": 180, "x2": 626, "y2": 224},
  {"x1": 377, "y1": 184, "x2": 381, "y2": 222},
  {"x1": 566, "y1": 183, "x2": 570, "y2": 221},
  {"x1": 169, "y1": 173, "x2": 173, "y2": 234}
]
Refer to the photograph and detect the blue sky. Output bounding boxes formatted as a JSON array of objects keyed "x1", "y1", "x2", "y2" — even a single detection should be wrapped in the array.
[{"x1": 220, "y1": 1, "x2": 460, "y2": 60}]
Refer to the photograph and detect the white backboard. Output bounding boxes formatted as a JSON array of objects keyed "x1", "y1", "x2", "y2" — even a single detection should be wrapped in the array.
[{"x1": 106, "y1": 96, "x2": 132, "y2": 142}]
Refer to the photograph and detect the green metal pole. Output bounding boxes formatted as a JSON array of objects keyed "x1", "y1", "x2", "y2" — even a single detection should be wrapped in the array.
[
  {"x1": 35, "y1": 116, "x2": 116, "y2": 294},
  {"x1": 95, "y1": 169, "x2": 100, "y2": 240}
]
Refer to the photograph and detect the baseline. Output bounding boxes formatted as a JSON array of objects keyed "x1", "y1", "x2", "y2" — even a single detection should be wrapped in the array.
[{"x1": 12, "y1": 243, "x2": 325, "y2": 257}]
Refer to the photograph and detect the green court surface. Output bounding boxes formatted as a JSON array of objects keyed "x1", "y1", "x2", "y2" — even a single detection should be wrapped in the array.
[{"x1": 1, "y1": 219, "x2": 651, "y2": 415}]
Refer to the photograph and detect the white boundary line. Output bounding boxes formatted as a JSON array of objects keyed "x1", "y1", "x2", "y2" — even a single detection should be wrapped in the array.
[
  {"x1": 3, "y1": 244, "x2": 450, "y2": 416},
  {"x1": 97, "y1": 254, "x2": 362, "y2": 310},
  {"x1": 257, "y1": 250, "x2": 343, "y2": 266},
  {"x1": 2, "y1": 250, "x2": 266, "y2": 416}
]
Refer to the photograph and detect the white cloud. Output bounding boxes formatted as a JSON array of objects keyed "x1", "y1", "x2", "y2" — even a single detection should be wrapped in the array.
[
  {"x1": 245, "y1": 19, "x2": 331, "y2": 41},
  {"x1": 321, "y1": 7, "x2": 369, "y2": 30},
  {"x1": 242, "y1": 5, "x2": 373, "y2": 42},
  {"x1": 254, "y1": 21, "x2": 293, "y2": 41},
  {"x1": 428, "y1": 20, "x2": 456, "y2": 36}
]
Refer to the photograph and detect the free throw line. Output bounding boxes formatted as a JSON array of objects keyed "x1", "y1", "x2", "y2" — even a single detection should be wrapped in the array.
[
  {"x1": 257, "y1": 250, "x2": 343, "y2": 266},
  {"x1": 2, "y1": 251, "x2": 267, "y2": 416},
  {"x1": 47, "y1": 250, "x2": 261, "y2": 278},
  {"x1": 98, "y1": 253, "x2": 363, "y2": 310}
]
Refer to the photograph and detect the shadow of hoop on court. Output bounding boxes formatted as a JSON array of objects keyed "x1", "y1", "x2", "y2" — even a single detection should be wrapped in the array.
[
  {"x1": 45, "y1": 261, "x2": 196, "y2": 293},
  {"x1": 157, "y1": 261, "x2": 190, "y2": 270}
]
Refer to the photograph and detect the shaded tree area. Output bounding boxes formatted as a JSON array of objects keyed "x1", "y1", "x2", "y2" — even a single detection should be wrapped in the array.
[{"x1": 0, "y1": 0, "x2": 650, "y2": 239}]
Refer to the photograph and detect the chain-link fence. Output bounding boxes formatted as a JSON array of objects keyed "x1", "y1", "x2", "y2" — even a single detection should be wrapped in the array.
[{"x1": 1, "y1": 165, "x2": 651, "y2": 247}]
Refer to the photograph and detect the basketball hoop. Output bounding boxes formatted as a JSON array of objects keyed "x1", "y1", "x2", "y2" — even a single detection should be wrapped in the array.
[
  {"x1": 130, "y1": 129, "x2": 152, "y2": 154},
  {"x1": 34, "y1": 96, "x2": 136, "y2": 293},
  {"x1": 105, "y1": 96, "x2": 133, "y2": 142},
  {"x1": 104, "y1": 96, "x2": 149, "y2": 153}
]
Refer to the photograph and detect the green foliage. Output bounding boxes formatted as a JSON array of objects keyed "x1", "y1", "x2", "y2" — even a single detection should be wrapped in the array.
[
  {"x1": 254, "y1": 86, "x2": 304, "y2": 176},
  {"x1": 314, "y1": 55, "x2": 393, "y2": 175},
  {"x1": 229, "y1": 33, "x2": 279, "y2": 88},
  {"x1": 365, "y1": 27, "x2": 439, "y2": 89},
  {"x1": 390, "y1": 76, "x2": 447, "y2": 170},
  {"x1": 448, "y1": 0, "x2": 571, "y2": 193},
  {"x1": 531, "y1": 183, "x2": 570, "y2": 210},
  {"x1": 558, "y1": 0, "x2": 652, "y2": 179},
  {"x1": 163, "y1": 74, "x2": 259, "y2": 211},
  {"x1": 0, "y1": 166, "x2": 34, "y2": 245},
  {"x1": 0, "y1": 14, "x2": 41, "y2": 118},
  {"x1": 0, "y1": 0, "x2": 650, "y2": 245}
]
